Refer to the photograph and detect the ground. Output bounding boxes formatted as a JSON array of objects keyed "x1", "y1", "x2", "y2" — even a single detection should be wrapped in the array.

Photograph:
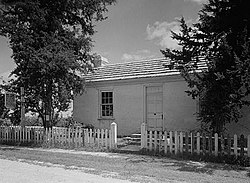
[{"x1": 0, "y1": 145, "x2": 250, "y2": 183}]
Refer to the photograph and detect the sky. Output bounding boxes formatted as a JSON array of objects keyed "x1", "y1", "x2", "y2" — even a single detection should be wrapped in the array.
[{"x1": 0, "y1": 0, "x2": 207, "y2": 79}]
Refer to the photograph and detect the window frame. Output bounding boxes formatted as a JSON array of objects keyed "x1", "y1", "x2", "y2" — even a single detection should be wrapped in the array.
[{"x1": 100, "y1": 91, "x2": 114, "y2": 119}]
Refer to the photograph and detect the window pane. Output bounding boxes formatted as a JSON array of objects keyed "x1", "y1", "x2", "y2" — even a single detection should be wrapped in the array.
[
  {"x1": 109, "y1": 105, "x2": 113, "y2": 116},
  {"x1": 102, "y1": 105, "x2": 106, "y2": 116},
  {"x1": 109, "y1": 97, "x2": 113, "y2": 103},
  {"x1": 101, "y1": 92, "x2": 113, "y2": 117}
]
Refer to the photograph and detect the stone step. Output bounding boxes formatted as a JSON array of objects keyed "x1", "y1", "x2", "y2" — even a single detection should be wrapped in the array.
[{"x1": 123, "y1": 134, "x2": 141, "y2": 145}]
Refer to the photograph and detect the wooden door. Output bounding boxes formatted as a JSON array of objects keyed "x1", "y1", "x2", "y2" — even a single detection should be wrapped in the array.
[{"x1": 146, "y1": 86, "x2": 163, "y2": 130}]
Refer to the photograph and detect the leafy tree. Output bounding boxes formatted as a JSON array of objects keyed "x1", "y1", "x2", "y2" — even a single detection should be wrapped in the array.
[
  {"x1": 161, "y1": 0, "x2": 250, "y2": 134},
  {"x1": 0, "y1": 92, "x2": 6, "y2": 118},
  {"x1": 0, "y1": 0, "x2": 115, "y2": 128}
]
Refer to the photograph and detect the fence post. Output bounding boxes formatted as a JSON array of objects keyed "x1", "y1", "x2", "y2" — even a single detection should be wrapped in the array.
[
  {"x1": 110, "y1": 122, "x2": 117, "y2": 149},
  {"x1": 141, "y1": 123, "x2": 147, "y2": 149}
]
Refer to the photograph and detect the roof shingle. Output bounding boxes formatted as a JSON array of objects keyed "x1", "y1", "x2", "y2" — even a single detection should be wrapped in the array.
[{"x1": 85, "y1": 58, "x2": 207, "y2": 82}]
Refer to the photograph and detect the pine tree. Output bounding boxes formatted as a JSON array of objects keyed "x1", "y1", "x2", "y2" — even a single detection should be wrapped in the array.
[{"x1": 161, "y1": 0, "x2": 250, "y2": 134}]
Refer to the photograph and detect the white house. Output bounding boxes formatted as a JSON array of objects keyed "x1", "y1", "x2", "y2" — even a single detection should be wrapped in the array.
[{"x1": 73, "y1": 58, "x2": 250, "y2": 136}]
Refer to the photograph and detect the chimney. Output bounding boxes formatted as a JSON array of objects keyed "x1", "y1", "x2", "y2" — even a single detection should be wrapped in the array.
[{"x1": 92, "y1": 55, "x2": 102, "y2": 68}]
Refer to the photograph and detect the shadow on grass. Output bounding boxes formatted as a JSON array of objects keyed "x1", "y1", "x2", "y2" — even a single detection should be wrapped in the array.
[
  {"x1": 116, "y1": 147, "x2": 250, "y2": 175},
  {"x1": 0, "y1": 146, "x2": 20, "y2": 151}
]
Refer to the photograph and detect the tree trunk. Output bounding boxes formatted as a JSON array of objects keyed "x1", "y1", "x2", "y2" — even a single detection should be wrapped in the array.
[{"x1": 44, "y1": 79, "x2": 53, "y2": 129}]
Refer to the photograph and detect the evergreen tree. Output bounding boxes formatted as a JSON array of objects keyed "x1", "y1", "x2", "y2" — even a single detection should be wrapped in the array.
[{"x1": 161, "y1": 0, "x2": 250, "y2": 134}]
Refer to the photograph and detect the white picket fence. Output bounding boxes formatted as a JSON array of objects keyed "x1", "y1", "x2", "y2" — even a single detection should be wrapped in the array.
[
  {"x1": 0, "y1": 122, "x2": 117, "y2": 149},
  {"x1": 141, "y1": 123, "x2": 250, "y2": 157}
]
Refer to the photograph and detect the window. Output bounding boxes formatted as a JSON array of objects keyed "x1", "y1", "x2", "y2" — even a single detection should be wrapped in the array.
[{"x1": 101, "y1": 91, "x2": 113, "y2": 117}]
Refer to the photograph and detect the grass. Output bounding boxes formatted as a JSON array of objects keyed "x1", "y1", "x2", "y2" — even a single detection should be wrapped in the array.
[{"x1": 1, "y1": 145, "x2": 250, "y2": 183}]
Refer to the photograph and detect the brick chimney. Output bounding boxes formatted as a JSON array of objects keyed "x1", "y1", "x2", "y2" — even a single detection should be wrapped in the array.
[{"x1": 92, "y1": 55, "x2": 102, "y2": 67}]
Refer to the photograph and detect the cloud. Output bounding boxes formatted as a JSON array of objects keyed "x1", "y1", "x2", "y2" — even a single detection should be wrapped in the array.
[
  {"x1": 146, "y1": 20, "x2": 181, "y2": 49},
  {"x1": 184, "y1": 0, "x2": 208, "y2": 4},
  {"x1": 146, "y1": 19, "x2": 196, "y2": 49},
  {"x1": 121, "y1": 49, "x2": 156, "y2": 62},
  {"x1": 0, "y1": 70, "x2": 15, "y2": 84}
]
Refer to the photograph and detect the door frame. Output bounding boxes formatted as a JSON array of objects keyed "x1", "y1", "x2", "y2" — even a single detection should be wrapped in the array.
[{"x1": 143, "y1": 83, "x2": 164, "y2": 130}]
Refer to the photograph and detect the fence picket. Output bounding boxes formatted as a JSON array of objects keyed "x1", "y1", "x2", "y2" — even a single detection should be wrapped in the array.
[
  {"x1": 109, "y1": 129, "x2": 112, "y2": 149},
  {"x1": 214, "y1": 133, "x2": 218, "y2": 156},
  {"x1": 190, "y1": 133, "x2": 194, "y2": 154},
  {"x1": 227, "y1": 134, "x2": 231, "y2": 155},
  {"x1": 149, "y1": 131, "x2": 153, "y2": 151},
  {"x1": 97, "y1": 129, "x2": 100, "y2": 148},
  {"x1": 164, "y1": 131, "x2": 167, "y2": 154},
  {"x1": 180, "y1": 132, "x2": 183, "y2": 153},
  {"x1": 104, "y1": 129, "x2": 108, "y2": 148},
  {"x1": 154, "y1": 131, "x2": 157, "y2": 151},
  {"x1": 169, "y1": 131, "x2": 173, "y2": 154},
  {"x1": 248, "y1": 135, "x2": 250, "y2": 157},
  {"x1": 100, "y1": 129, "x2": 104, "y2": 147},
  {"x1": 174, "y1": 131, "x2": 178, "y2": 155},
  {"x1": 159, "y1": 131, "x2": 162, "y2": 152},
  {"x1": 202, "y1": 133, "x2": 206, "y2": 155},
  {"x1": 197, "y1": 132, "x2": 200, "y2": 155},
  {"x1": 240, "y1": 134, "x2": 244, "y2": 157},
  {"x1": 208, "y1": 133, "x2": 212, "y2": 154},
  {"x1": 234, "y1": 134, "x2": 238, "y2": 156},
  {"x1": 185, "y1": 132, "x2": 189, "y2": 153}
]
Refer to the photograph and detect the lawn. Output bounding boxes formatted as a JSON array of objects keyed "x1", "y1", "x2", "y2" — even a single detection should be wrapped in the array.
[{"x1": 0, "y1": 145, "x2": 250, "y2": 183}]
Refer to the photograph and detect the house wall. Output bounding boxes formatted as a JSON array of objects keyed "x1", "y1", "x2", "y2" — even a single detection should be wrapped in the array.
[
  {"x1": 226, "y1": 97, "x2": 250, "y2": 136},
  {"x1": 73, "y1": 76, "x2": 199, "y2": 136},
  {"x1": 163, "y1": 81, "x2": 199, "y2": 132},
  {"x1": 73, "y1": 77, "x2": 250, "y2": 136}
]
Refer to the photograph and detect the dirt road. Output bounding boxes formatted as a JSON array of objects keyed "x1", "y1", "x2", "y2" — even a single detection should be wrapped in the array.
[{"x1": 0, "y1": 146, "x2": 250, "y2": 183}]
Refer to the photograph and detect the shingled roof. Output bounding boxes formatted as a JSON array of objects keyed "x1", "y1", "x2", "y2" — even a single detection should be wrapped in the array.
[{"x1": 85, "y1": 58, "x2": 207, "y2": 82}]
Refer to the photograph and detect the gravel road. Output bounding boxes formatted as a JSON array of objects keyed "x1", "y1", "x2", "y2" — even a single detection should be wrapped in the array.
[{"x1": 0, "y1": 158, "x2": 134, "y2": 183}]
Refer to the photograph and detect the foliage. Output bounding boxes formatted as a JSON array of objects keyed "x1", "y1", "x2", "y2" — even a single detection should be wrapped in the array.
[
  {"x1": 0, "y1": 92, "x2": 6, "y2": 118},
  {"x1": 0, "y1": 0, "x2": 116, "y2": 128},
  {"x1": 55, "y1": 116, "x2": 94, "y2": 129},
  {"x1": 161, "y1": 0, "x2": 250, "y2": 134}
]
